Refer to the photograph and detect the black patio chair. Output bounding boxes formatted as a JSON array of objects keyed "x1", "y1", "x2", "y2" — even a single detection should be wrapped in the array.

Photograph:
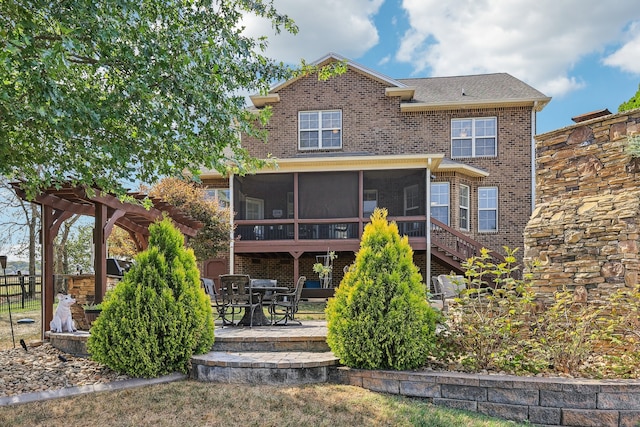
[
  {"x1": 201, "y1": 277, "x2": 234, "y2": 326},
  {"x1": 219, "y1": 274, "x2": 261, "y2": 327},
  {"x1": 269, "y1": 276, "x2": 306, "y2": 325}
]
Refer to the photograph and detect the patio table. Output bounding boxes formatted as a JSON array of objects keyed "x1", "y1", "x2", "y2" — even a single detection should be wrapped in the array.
[{"x1": 237, "y1": 284, "x2": 289, "y2": 326}]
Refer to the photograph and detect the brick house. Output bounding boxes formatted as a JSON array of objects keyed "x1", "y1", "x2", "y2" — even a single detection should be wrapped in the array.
[{"x1": 200, "y1": 53, "x2": 550, "y2": 291}]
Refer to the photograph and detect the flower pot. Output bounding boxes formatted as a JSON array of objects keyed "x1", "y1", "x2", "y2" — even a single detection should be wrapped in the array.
[{"x1": 84, "y1": 309, "x2": 102, "y2": 327}]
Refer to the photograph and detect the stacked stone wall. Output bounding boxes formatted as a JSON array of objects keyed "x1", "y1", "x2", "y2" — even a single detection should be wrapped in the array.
[
  {"x1": 64, "y1": 274, "x2": 120, "y2": 330},
  {"x1": 525, "y1": 109, "x2": 640, "y2": 301}
]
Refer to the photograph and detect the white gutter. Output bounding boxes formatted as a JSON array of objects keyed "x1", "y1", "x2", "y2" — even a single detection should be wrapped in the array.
[
  {"x1": 531, "y1": 102, "x2": 537, "y2": 212},
  {"x1": 426, "y1": 158, "x2": 432, "y2": 288},
  {"x1": 229, "y1": 173, "x2": 235, "y2": 274}
]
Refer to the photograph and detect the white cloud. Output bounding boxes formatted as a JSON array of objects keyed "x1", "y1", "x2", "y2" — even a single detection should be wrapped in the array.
[
  {"x1": 398, "y1": 0, "x2": 639, "y2": 97},
  {"x1": 378, "y1": 54, "x2": 391, "y2": 66},
  {"x1": 241, "y1": 0, "x2": 384, "y2": 64},
  {"x1": 604, "y1": 21, "x2": 640, "y2": 74}
]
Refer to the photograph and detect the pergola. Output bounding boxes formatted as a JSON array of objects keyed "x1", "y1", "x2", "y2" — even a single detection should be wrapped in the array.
[{"x1": 11, "y1": 183, "x2": 203, "y2": 336}]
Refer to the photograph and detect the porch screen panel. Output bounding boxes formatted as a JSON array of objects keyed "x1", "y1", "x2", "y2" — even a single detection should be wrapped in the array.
[
  {"x1": 299, "y1": 172, "x2": 358, "y2": 218},
  {"x1": 363, "y1": 169, "x2": 425, "y2": 216},
  {"x1": 233, "y1": 174, "x2": 294, "y2": 219}
]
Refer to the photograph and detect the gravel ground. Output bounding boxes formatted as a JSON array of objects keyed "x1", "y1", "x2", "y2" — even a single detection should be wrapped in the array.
[{"x1": 0, "y1": 341, "x2": 130, "y2": 398}]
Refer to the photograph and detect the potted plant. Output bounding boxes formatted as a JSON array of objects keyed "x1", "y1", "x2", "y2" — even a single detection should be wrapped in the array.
[
  {"x1": 83, "y1": 303, "x2": 103, "y2": 327},
  {"x1": 313, "y1": 250, "x2": 337, "y2": 288}
]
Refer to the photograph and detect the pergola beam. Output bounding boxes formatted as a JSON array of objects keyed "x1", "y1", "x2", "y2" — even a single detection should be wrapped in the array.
[{"x1": 9, "y1": 182, "x2": 202, "y2": 338}]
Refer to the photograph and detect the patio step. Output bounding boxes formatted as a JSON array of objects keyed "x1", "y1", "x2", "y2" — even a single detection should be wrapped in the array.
[
  {"x1": 212, "y1": 324, "x2": 330, "y2": 352},
  {"x1": 191, "y1": 320, "x2": 340, "y2": 385},
  {"x1": 191, "y1": 350, "x2": 340, "y2": 385}
]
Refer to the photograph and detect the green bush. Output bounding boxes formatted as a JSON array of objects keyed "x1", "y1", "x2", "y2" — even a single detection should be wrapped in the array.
[
  {"x1": 439, "y1": 248, "x2": 616, "y2": 377},
  {"x1": 325, "y1": 208, "x2": 439, "y2": 370},
  {"x1": 87, "y1": 218, "x2": 214, "y2": 377},
  {"x1": 583, "y1": 285, "x2": 640, "y2": 378},
  {"x1": 532, "y1": 287, "x2": 601, "y2": 375},
  {"x1": 440, "y1": 247, "x2": 546, "y2": 374}
]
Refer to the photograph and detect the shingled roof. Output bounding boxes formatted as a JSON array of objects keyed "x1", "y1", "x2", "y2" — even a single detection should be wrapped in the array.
[
  {"x1": 250, "y1": 53, "x2": 551, "y2": 112},
  {"x1": 398, "y1": 73, "x2": 549, "y2": 108}
]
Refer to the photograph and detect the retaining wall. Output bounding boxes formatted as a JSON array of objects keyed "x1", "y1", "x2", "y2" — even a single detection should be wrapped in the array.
[{"x1": 336, "y1": 368, "x2": 640, "y2": 427}]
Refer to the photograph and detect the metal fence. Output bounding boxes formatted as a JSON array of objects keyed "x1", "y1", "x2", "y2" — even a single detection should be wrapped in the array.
[{"x1": 0, "y1": 274, "x2": 42, "y2": 314}]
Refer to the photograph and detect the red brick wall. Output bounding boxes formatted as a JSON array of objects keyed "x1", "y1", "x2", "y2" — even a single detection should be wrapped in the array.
[{"x1": 242, "y1": 68, "x2": 535, "y2": 257}]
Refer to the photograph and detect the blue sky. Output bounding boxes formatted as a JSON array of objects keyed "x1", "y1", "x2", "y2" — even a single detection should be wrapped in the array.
[{"x1": 243, "y1": 0, "x2": 640, "y2": 134}]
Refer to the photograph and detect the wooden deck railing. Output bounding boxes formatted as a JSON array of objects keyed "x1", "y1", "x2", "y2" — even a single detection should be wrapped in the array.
[{"x1": 429, "y1": 217, "x2": 506, "y2": 265}]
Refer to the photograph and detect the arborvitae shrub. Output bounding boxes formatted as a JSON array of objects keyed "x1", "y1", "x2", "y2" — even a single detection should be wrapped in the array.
[
  {"x1": 87, "y1": 218, "x2": 214, "y2": 377},
  {"x1": 325, "y1": 208, "x2": 439, "y2": 370}
]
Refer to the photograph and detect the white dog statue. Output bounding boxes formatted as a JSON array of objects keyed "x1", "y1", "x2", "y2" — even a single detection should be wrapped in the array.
[{"x1": 50, "y1": 293, "x2": 77, "y2": 333}]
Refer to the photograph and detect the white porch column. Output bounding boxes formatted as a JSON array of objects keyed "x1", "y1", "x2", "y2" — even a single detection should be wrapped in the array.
[
  {"x1": 228, "y1": 173, "x2": 235, "y2": 274},
  {"x1": 426, "y1": 158, "x2": 432, "y2": 286}
]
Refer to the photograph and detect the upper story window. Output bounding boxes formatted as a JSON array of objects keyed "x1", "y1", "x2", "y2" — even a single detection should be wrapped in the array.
[
  {"x1": 451, "y1": 117, "x2": 497, "y2": 158},
  {"x1": 299, "y1": 110, "x2": 342, "y2": 150}
]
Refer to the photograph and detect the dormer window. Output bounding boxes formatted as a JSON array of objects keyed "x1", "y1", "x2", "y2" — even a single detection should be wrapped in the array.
[{"x1": 299, "y1": 110, "x2": 342, "y2": 150}]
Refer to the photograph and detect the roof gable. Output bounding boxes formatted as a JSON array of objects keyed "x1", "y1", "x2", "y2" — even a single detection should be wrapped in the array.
[
  {"x1": 250, "y1": 53, "x2": 409, "y2": 107},
  {"x1": 250, "y1": 53, "x2": 550, "y2": 111}
]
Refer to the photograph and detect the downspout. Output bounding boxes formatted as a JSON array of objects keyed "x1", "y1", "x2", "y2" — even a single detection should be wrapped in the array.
[
  {"x1": 426, "y1": 158, "x2": 432, "y2": 286},
  {"x1": 531, "y1": 102, "x2": 537, "y2": 212},
  {"x1": 229, "y1": 173, "x2": 235, "y2": 274}
]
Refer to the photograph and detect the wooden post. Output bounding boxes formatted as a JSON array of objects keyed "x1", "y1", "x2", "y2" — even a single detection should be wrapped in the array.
[
  {"x1": 94, "y1": 202, "x2": 107, "y2": 304},
  {"x1": 41, "y1": 206, "x2": 73, "y2": 337},
  {"x1": 42, "y1": 206, "x2": 54, "y2": 338}
]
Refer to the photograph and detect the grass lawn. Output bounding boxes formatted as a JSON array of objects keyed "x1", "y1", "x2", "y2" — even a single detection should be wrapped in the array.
[
  {"x1": 0, "y1": 381, "x2": 527, "y2": 427},
  {"x1": 0, "y1": 308, "x2": 41, "y2": 350}
]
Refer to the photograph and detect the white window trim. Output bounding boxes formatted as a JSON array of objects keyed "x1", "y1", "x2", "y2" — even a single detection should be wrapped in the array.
[
  {"x1": 298, "y1": 110, "x2": 342, "y2": 150},
  {"x1": 459, "y1": 184, "x2": 470, "y2": 231},
  {"x1": 404, "y1": 184, "x2": 420, "y2": 214},
  {"x1": 204, "y1": 188, "x2": 230, "y2": 208},
  {"x1": 430, "y1": 182, "x2": 450, "y2": 226},
  {"x1": 363, "y1": 189, "x2": 378, "y2": 217},
  {"x1": 245, "y1": 197, "x2": 264, "y2": 220},
  {"x1": 478, "y1": 186, "x2": 498, "y2": 233},
  {"x1": 451, "y1": 117, "x2": 497, "y2": 159}
]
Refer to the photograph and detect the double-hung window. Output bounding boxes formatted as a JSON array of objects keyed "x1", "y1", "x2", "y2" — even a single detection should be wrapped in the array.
[
  {"x1": 451, "y1": 117, "x2": 497, "y2": 158},
  {"x1": 204, "y1": 188, "x2": 230, "y2": 209},
  {"x1": 478, "y1": 187, "x2": 498, "y2": 232},
  {"x1": 430, "y1": 182, "x2": 450, "y2": 226},
  {"x1": 299, "y1": 110, "x2": 342, "y2": 150},
  {"x1": 459, "y1": 184, "x2": 470, "y2": 231},
  {"x1": 363, "y1": 189, "x2": 378, "y2": 217}
]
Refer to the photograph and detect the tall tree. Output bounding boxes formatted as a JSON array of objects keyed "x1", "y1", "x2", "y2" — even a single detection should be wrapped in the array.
[
  {"x1": 0, "y1": 182, "x2": 40, "y2": 279},
  {"x1": 61, "y1": 222, "x2": 94, "y2": 274},
  {"x1": 1, "y1": 0, "x2": 344, "y2": 200},
  {"x1": 146, "y1": 177, "x2": 231, "y2": 261},
  {"x1": 107, "y1": 227, "x2": 138, "y2": 261},
  {"x1": 619, "y1": 83, "x2": 640, "y2": 112}
]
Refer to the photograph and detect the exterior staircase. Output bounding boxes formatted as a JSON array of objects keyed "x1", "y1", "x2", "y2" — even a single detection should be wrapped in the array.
[
  {"x1": 190, "y1": 321, "x2": 341, "y2": 385},
  {"x1": 429, "y1": 218, "x2": 506, "y2": 274}
]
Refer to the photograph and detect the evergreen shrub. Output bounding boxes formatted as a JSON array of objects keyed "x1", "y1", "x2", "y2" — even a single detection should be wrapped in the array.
[
  {"x1": 87, "y1": 218, "x2": 214, "y2": 377},
  {"x1": 325, "y1": 208, "x2": 439, "y2": 370}
]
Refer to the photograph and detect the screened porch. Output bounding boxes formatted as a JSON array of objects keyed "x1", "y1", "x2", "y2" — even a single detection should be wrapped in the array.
[{"x1": 232, "y1": 169, "x2": 429, "y2": 247}]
